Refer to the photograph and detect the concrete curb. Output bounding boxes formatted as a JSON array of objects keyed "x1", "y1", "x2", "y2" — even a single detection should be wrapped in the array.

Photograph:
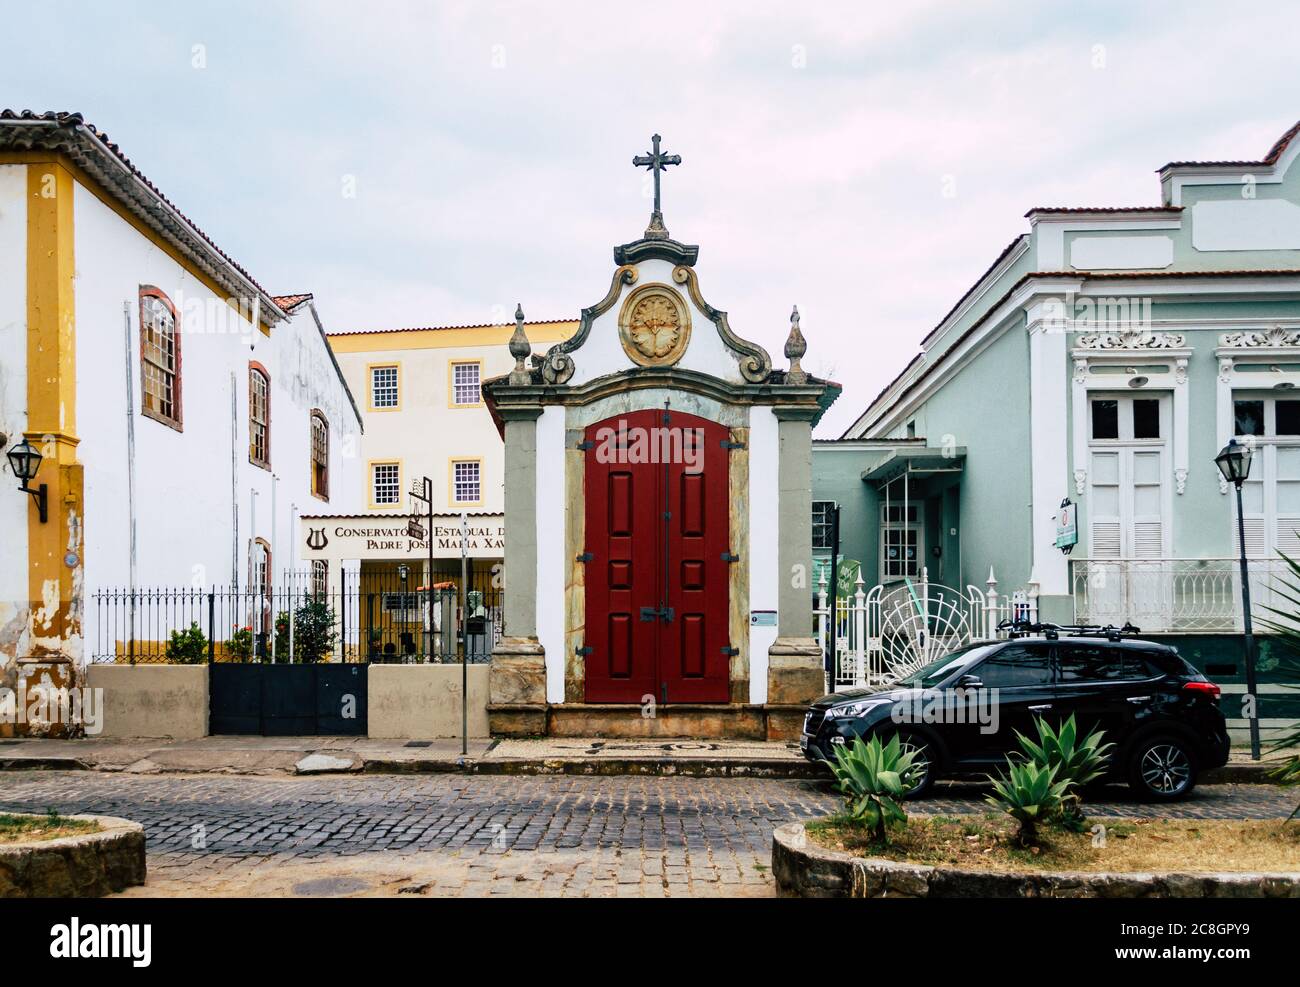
[
  {"x1": 0, "y1": 757, "x2": 90, "y2": 772},
  {"x1": 361, "y1": 756, "x2": 823, "y2": 778},
  {"x1": 0, "y1": 814, "x2": 146, "y2": 898},
  {"x1": 772, "y1": 819, "x2": 1300, "y2": 898}
]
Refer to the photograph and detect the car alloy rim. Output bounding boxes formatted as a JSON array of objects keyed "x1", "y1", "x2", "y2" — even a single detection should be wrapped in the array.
[
  {"x1": 1140, "y1": 743, "x2": 1191, "y2": 794},
  {"x1": 898, "y1": 738, "x2": 930, "y2": 793}
]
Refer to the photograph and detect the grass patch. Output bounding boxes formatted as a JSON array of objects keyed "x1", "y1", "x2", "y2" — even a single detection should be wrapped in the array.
[
  {"x1": 0, "y1": 811, "x2": 99, "y2": 845},
  {"x1": 806, "y1": 814, "x2": 1300, "y2": 874}
]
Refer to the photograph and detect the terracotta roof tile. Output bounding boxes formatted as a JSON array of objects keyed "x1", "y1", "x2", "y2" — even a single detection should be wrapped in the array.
[
  {"x1": 328, "y1": 319, "x2": 579, "y2": 337},
  {"x1": 1159, "y1": 119, "x2": 1300, "y2": 171},
  {"x1": 0, "y1": 109, "x2": 285, "y2": 316}
]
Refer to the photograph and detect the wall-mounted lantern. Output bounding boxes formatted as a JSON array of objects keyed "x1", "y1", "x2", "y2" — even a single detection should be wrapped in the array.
[{"x1": 5, "y1": 438, "x2": 47, "y2": 523}]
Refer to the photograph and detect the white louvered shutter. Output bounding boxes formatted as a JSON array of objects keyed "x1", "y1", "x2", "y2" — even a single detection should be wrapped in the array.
[
  {"x1": 1130, "y1": 450, "x2": 1164, "y2": 559},
  {"x1": 1089, "y1": 450, "x2": 1122, "y2": 558}
]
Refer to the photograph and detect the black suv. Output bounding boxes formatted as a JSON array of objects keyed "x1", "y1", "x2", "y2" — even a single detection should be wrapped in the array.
[{"x1": 801, "y1": 627, "x2": 1230, "y2": 800}]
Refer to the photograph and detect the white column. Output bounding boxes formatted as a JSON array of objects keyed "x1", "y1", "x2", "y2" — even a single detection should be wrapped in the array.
[{"x1": 1029, "y1": 308, "x2": 1069, "y2": 595}]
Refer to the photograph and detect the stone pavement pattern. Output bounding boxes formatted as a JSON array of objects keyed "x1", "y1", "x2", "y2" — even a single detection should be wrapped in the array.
[{"x1": 0, "y1": 773, "x2": 1292, "y2": 897}]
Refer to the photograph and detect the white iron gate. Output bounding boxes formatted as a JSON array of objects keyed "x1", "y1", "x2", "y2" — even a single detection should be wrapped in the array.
[{"x1": 815, "y1": 566, "x2": 1038, "y2": 690}]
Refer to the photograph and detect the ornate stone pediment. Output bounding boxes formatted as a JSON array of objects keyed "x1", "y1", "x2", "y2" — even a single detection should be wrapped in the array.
[
  {"x1": 1075, "y1": 329, "x2": 1186, "y2": 350},
  {"x1": 1219, "y1": 326, "x2": 1300, "y2": 348}
]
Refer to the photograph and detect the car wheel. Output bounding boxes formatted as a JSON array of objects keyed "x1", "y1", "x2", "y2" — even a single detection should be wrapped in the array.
[
  {"x1": 894, "y1": 731, "x2": 936, "y2": 799},
  {"x1": 1127, "y1": 735, "x2": 1197, "y2": 801}
]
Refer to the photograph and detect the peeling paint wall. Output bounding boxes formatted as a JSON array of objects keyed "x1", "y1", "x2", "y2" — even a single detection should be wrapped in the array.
[{"x1": 0, "y1": 164, "x2": 28, "y2": 669}]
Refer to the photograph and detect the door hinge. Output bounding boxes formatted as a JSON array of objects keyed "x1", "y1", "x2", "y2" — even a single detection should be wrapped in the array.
[
  {"x1": 576, "y1": 552, "x2": 594, "y2": 563},
  {"x1": 576, "y1": 439, "x2": 595, "y2": 450},
  {"x1": 721, "y1": 439, "x2": 746, "y2": 450},
  {"x1": 576, "y1": 646, "x2": 593, "y2": 656},
  {"x1": 639, "y1": 606, "x2": 675, "y2": 623},
  {"x1": 662, "y1": 510, "x2": 672, "y2": 520},
  {"x1": 721, "y1": 552, "x2": 739, "y2": 563},
  {"x1": 720, "y1": 646, "x2": 739, "y2": 656}
]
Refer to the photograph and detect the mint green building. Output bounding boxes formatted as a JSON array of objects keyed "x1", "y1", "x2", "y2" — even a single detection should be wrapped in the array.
[{"x1": 815, "y1": 121, "x2": 1300, "y2": 741}]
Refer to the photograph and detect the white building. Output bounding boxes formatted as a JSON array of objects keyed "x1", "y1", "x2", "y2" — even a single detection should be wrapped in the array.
[{"x1": 0, "y1": 110, "x2": 362, "y2": 695}]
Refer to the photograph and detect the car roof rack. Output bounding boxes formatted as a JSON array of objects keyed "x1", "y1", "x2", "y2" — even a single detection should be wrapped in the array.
[{"x1": 996, "y1": 619, "x2": 1142, "y2": 642}]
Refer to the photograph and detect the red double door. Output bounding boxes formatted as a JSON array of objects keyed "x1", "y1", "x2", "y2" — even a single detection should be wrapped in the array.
[{"x1": 583, "y1": 409, "x2": 732, "y2": 704}]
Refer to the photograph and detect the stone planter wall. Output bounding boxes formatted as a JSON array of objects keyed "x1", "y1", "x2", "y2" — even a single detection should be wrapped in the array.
[
  {"x1": 0, "y1": 815, "x2": 146, "y2": 897},
  {"x1": 772, "y1": 821, "x2": 1300, "y2": 899}
]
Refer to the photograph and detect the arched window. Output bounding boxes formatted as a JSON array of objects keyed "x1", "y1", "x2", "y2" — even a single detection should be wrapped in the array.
[
  {"x1": 249, "y1": 362, "x2": 270, "y2": 468},
  {"x1": 139, "y1": 286, "x2": 182, "y2": 429},
  {"x1": 310, "y1": 410, "x2": 329, "y2": 500}
]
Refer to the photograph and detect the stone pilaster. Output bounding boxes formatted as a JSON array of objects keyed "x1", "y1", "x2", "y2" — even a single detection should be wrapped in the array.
[
  {"x1": 768, "y1": 406, "x2": 824, "y2": 705},
  {"x1": 489, "y1": 408, "x2": 547, "y2": 735}
]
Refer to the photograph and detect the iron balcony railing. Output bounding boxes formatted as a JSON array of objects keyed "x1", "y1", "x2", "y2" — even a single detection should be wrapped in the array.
[{"x1": 1070, "y1": 558, "x2": 1290, "y2": 633}]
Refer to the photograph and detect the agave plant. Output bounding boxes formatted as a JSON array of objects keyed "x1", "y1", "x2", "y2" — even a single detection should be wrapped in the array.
[
  {"x1": 1015, "y1": 714, "x2": 1113, "y2": 831},
  {"x1": 827, "y1": 734, "x2": 921, "y2": 844},
  {"x1": 1251, "y1": 548, "x2": 1300, "y2": 820},
  {"x1": 985, "y1": 759, "x2": 1071, "y2": 848}
]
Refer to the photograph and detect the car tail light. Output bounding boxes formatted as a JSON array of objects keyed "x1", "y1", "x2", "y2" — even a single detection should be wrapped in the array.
[{"x1": 1183, "y1": 680, "x2": 1221, "y2": 698}]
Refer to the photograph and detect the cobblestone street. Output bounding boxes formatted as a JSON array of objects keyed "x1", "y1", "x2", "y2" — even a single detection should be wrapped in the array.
[{"x1": 1, "y1": 773, "x2": 1293, "y2": 897}]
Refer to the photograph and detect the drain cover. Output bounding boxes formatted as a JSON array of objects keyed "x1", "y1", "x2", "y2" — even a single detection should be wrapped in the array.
[
  {"x1": 291, "y1": 876, "x2": 371, "y2": 896},
  {"x1": 404, "y1": 740, "x2": 432, "y2": 748}
]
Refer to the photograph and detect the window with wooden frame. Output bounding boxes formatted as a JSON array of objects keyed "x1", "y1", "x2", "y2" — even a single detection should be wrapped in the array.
[
  {"x1": 310, "y1": 410, "x2": 329, "y2": 500},
  {"x1": 248, "y1": 363, "x2": 270, "y2": 468},
  {"x1": 451, "y1": 361, "x2": 482, "y2": 406},
  {"x1": 139, "y1": 287, "x2": 182, "y2": 429},
  {"x1": 310, "y1": 559, "x2": 328, "y2": 598},
  {"x1": 371, "y1": 365, "x2": 399, "y2": 409},
  {"x1": 372, "y1": 462, "x2": 401, "y2": 506},
  {"x1": 451, "y1": 459, "x2": 481, "y2": 504}
]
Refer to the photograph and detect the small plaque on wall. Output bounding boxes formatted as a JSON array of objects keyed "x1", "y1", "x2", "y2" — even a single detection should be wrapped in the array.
[{"x1": 749, "y1": 610, "x2": 777, "y2": 627}]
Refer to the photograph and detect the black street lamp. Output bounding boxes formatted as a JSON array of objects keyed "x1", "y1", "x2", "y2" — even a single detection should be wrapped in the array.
[
  {"x1": 1215, "y1": 438, "x2": 1260, "y2": 761},
  {"x1": 5, "y1": 438, "x2": 47, "y2": 524}
]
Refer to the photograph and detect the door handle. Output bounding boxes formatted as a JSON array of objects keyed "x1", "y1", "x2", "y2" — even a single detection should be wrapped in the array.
[
  {"x1": 1027, "y1": 704, "x2": 1053, "y2": 712},
  {"x1": 1126, "y1": 695, "x2": 1152, "y2": 704}
]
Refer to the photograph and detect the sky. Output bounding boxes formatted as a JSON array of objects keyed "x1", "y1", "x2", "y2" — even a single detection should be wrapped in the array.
[{"x1": 4, "y1": 0, "x2": 1299, "y2": 435}]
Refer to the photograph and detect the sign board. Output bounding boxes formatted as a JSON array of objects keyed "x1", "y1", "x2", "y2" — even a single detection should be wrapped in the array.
[
  {"x1": 300, "y1": 514, "x2": 505, "y2": 560},
  {"x1": 406, "y1": 518, "x2": 426, "y2": 540},
  {"x1": 1054, "y1": 498, "x2": 1078, "y2": 554},
  {"x1": 749, "y1": 610, "x2": 777, "y2": 627}
]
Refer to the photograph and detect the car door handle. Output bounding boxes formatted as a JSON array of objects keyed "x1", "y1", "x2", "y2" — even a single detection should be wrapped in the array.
[
  {"x1": 1027, "y1": 704, "x2": 1053, "y2": 712},
  {"x1": 1126, "y1": 696, "x2": 1152, "y2": 704}
]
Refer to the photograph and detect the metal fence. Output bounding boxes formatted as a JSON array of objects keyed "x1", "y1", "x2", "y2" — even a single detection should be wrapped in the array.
[
  {"x1": 1071, "y1": 558, "x2": 1288, "y2": 633},
  {"x1": 815, "y1": 566, "x2": 1037, "y2": 690},
  {"x1": 89, "y1": 567, "x2": 502, "y2": 665}
]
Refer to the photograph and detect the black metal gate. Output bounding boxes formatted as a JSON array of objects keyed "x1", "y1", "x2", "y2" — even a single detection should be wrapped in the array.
[{"x1": 209, "y1": 662, "x2": 367, "y2": 736}]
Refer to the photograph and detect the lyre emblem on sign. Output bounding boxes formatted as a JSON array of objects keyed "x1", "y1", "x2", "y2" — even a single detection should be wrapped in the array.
[{"x1": 306, "y1": 528, "x2": 328, "y2": 550}]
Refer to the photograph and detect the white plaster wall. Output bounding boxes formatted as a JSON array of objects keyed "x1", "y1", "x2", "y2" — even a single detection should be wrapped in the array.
[
  {"x1": 747, "y1": 405, "x2": 780, "y2": 703},
  {"x1": 1070, "y1": 235, "x2": 1173, "y2": 270},
  {"x1": 1192, "y1": 198, "x2": 1300, "y2": 251},
  {"x1": 72, "y1": 181, "x2": 361, "y2": 652},
  {"x1": 0, "y1": 164, "x2": 29, "y2": 654},
  {"x1": 535, "y1": 406, "x2": 566, "y2": 702},
  {"x1": 1028, "y1": 322, "x2": 1069, "y2": 594},
  {"x1": 565, "y1": 259, "x2": 751, "y2": 387}
]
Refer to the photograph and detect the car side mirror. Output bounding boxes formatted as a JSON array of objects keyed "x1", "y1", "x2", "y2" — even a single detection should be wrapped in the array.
[{"x1": 956, "y1": 674, "x2": 983, "y2": 689}]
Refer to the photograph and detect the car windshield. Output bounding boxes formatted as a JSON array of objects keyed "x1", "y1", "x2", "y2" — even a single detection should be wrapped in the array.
[{"x1": 895, "y1": 643, "x2": 1001, "y2": 689}]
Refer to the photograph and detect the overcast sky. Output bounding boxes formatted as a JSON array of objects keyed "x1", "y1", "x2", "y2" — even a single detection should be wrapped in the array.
[{"x1": 5, "y1": 1, "x2": 1299, "y2": 435}]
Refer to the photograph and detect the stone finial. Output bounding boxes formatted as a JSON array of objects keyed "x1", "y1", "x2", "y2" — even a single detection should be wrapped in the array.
[
  {"x1": 508, "y1": 303, "x2": 532, "y2": 385},
  {"x1": 784, "y1": 305, "x2": 808, "y2": 385}
]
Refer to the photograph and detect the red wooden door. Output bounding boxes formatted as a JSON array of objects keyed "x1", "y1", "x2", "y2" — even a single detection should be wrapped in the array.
[
  {"x1": 582, "y1": 409, "x2": 731, "y2": 704},
  {"x1": 661, "y1": 413, "x2": 731, "y2": 702}
]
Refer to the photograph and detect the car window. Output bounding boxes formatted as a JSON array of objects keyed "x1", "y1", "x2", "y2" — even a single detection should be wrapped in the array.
[
  {"x1": 971, "y1": 645, "x2": 1052, "y2": 688},
  {"x1": 896, "y1": 643, "x2": 1000, "y2": 689},
  {"x1": 1057, "y1": 644, "x2": 1129, "y2": 682}
]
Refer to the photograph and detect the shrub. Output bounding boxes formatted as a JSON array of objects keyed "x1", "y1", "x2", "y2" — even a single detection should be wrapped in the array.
[
  {"x1": 827, "y1": 734, "x2": 921, "y2": 844},
  {"x1": 226, "y1": 626, "x2": 253, "y2": 662},
  {"x1": 269, "y1": 601, "x2": 338, "y2": 664},
  {"x1": 985, "y1": 759, "x2": 1070, "y2": 848},
  {"x1": 165, "y1": 622, "x2": 208, "y2": 664},
  {"x1": 1016, "y1": 714, "x2": 1113, "y2": 831}
]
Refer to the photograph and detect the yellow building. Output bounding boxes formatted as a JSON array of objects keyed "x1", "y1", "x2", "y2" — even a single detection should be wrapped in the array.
[{"x1": 302, "y1": 316, "x2": 577, "y2": 661}]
